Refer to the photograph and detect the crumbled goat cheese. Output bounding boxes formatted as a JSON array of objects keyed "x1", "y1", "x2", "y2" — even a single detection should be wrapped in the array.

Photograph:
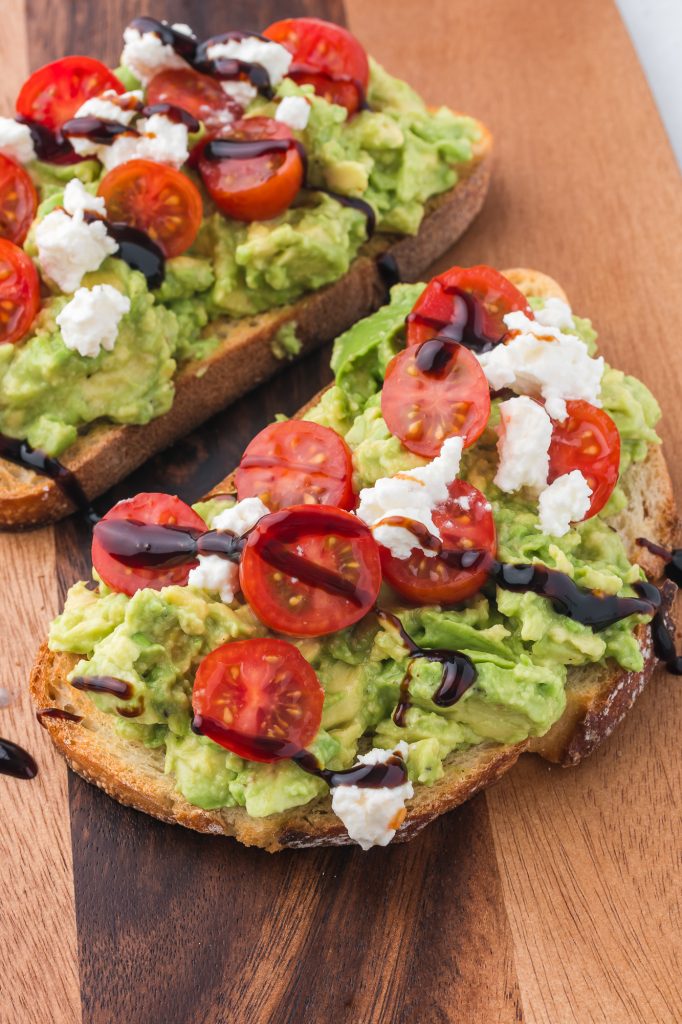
[
  {"x1": 73, "y1": 110, "x2": 189, "y2": 171},
  {"x1": 74, "y1": 89, "x2": 142, "y2": 126},
  {"x1": 356, "y1": 437, "x2": 463, "y2": 559},
  {"x1": 331, "y1": 743, "x2": 413, "y2": 851},
  {"x1": 495, "y1": 396, "x2": 553, "y2": 494},
  {"x1": 188, "y1": 497, "x2": 269, "y2": 603},
  {"x1": 538, "y1": 470, "x2": 592, "y2": 537},
  {"x1": 36, "y1": 199, "x2": 117, "y2": 294},
  {"x1": 56, "y1": 284, "x2": 131, "y2": 358},
  {"x1": 62, "y1": 178, "x2": 107, "y2": 218},
  {"x1": 121, "y1": 24, "x2": 190, "y2": 84},
  {"x1": 275, "y1": 95, "x2": 310, "y2": 130},
  {"x1": 220, "y1": 80, "x2": 258, "y2": 109},
  {"x1": 206, "y1": 37, "x2": 292, "y2": 85},
  {"x1": 477, "y1": 309, "x2": 603, "y2": 421},
  {"x1": 0, "y1": 117, "x2": 36, "y2": 163},
  {"x1": 533, "y1": 296, "x2": 575, "y2": 331}
]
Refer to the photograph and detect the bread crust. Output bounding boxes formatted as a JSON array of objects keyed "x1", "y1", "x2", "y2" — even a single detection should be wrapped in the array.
[
  {"x1": 30, "y1": 266, "x2": 678, "y2": 850},
  {"x1": 0, "y1": 137, "x2": 492, "y2": 529}
]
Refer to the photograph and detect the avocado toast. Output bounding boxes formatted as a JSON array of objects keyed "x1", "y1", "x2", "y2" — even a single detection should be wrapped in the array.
[
  {"x1": 0, "y1": 15, "x2": 490, "y2": 527},
  {"x1": 31, "y1": 266, "x2": 678, "y2": 851}
]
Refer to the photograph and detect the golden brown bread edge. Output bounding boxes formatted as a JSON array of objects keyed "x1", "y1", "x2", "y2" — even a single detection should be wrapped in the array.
[
  {"x1": 29, "y1": 268, "x2": 679, "y2": 851},
  {"x1": 0, "y1": 131, "x2": 491, "y2": 529}
]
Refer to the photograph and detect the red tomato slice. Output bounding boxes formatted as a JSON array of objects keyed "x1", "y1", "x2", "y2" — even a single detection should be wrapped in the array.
[
  {"x1": 91, "y1": 492, "x2": 206, "y2": 596},
  {"x1": 198, "y1": 117, "x2": 304, "y2": 222},
  {"x1": 264, "y1": 17, "x2": 369, "y2": 114},
  {"x1": 240, "y1": 505, "x2": 382, "y2": 637},
  {"x1": 146, "y1": 67, "x2": 241, "y2": 133},
  {"x1": 381, "y1": 339, "x2": 491, "y2": 458},
  {"x1": 380, "y1": 480, "x2": 496, "y2": 604},
  {"x1": 235, "y1": 420, "x2": 355, "y2": 511},
  {"x1": 0, "y1": 239, "x2": 40, "y2": 344},
  {"x1": 16, "y1": 57, "x2": 124, "y2": 131},
  {"x1": 98, "y1": 159, "x2": 203, "y2": 257},
  {"x1": 406, "y1": 266, "x2": 532, "y2": 350},
  {"x1": 192, "y1": 637, "x2": 324, "y2": 762},
  {"x1": 0, "y1": 155, "x2": 37, "y2": 246},
  {"x1": 548, "y1": 400, "x2": 621, "y2": 520}
]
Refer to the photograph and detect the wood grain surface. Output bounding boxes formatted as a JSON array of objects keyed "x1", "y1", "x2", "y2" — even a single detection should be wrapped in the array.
[{"x1": 0, "y1": 1, "x2": 680, "y2": 1023}]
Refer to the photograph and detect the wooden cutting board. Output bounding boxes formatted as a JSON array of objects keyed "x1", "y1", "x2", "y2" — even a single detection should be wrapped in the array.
[{"x1": 1, "y1": 2, "x2": 680, "y2": 1022}]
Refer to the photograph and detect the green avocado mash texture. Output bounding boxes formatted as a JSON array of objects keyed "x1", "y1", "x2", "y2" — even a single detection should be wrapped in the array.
[
  {"x1": 0, "y1": 60, "x2": 480, "y2": 456},
  {"x1": 49, "y1": 288, "x2": 662, "y2": 818}
]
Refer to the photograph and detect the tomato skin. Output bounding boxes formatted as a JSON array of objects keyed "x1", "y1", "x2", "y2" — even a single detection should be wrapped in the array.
[
  {"x1": 198, "y1": 117, "x2": 304, "y2": 222},
  {"x1": 192, "y1": 638, "x2": 324, "y2": 763},
  {"x1": 146, "y1": 67, "x2": 241, "y2": 133},
  {"x1": 16, "y1": 57, "x2": 124, "y2": 131},
  {"x1": 0, "y1": 155, "x2": 37, "y2": 246},
  {"x1": 240, "y1": 504, "x2": 382, "y2": 637},
  {"x1": 406, "y1": 265, "x2": 532, "y2": 350},
  {"x1": 91, "y1": 493, "x2": 206, "y2": 596},
  {"x1": 98, "y1": 159, "x2": 203, "y2": 257},
  {"x1": 264, "y1": 17, "x2": 369, "y2": 114},
  {"x1": 381, "y1": 340, "x2": 491, "y2": 458},
  {"x1": 236, "y1": 420, "x2": 355, "y2": 511},
  {"x1": 379, "y1": 481, "x2": 496, "y2": 605},
  {"x1": 0, "y1": 239, "x2": 40, "y2": 344},
  {"x1": 548, "y1": 401, "x2": 621, "y2": 520}
]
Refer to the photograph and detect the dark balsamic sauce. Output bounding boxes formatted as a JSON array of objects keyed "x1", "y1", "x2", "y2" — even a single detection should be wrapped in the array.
[
  {"x1": 83, "y1": 213, "x2": 167, "y2": 289},
  {"x1": 140, "y1": 103, "x2": 200, "y2": 131},
  {"x1": 15, "y1": 115, "x2": 76, "y2": 163},
  {"x1": 289, "y1": 61, "x2": 370, "y2": 112},
  {"x1": 407, "y1": 283, "x2": 504, "y2": 353},
  {"x1": 376, "y1": 251, "x2": 402, "y2": 292},
  {"x1": 414, "y1": 337, "x2": 456, "y2": 375},
  {"x1": 194, "y1": 31, "x2": 275, "y2": 97},
  {"x1": 71, "y1": 675, "x2": 133, "y2": 699},
  {"x1": 62, "y1": 116, "x2": 138, "y2": 145},
  {"x1": 311, "y1": 187, "x2": 376, "y2": 237},
  {"x1": 0, "y1": 433, "x2": 96, "y2": 521},
  {"x1": 0, "y1": 738, "x2": 38, "y2": 779},
  {"x1": 203, "y1": 137, "x2": 298, "y2": 161},
  {"x1": 129, "y1": 16, "x2": 199, "y2": 62},
  {"x1": 91, "y1": 518, "x2": 245, "y2": 570},
  {"x1": 191, "y1": 714, "x2": 408, "y2": 789},
  {"x1": 36, "y1": 707, "x2": 83, "y2": 726},
  {"x1": 636, "y1": 540, "x2": 682, "y2": 674}
]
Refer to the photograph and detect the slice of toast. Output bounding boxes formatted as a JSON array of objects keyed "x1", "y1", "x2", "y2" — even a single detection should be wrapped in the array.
[
  {"x1": 0, "y1": 130, "x2": 491, "y2": 529},
  {"x1": 30, "y1": 268, "x2": 677, "y2": 851}
]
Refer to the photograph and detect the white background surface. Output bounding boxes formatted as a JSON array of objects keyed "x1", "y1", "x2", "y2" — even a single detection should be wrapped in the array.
[{"x1": 617, "y1": 0, "x2": 682, "y2": 167}]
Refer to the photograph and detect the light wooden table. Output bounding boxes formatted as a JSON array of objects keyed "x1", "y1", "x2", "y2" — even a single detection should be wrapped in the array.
[{"x1": 1, "y1": 2, "x2": 680, "y2": 1022}]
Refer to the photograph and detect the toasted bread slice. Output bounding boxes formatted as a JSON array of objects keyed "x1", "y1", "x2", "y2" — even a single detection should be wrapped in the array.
[
  {"x1": 0, "y1": 133, "x2": 491, "y2": 529},
  {"x1": 30, "y1": 266, "x2": 677, "y2": 850}
]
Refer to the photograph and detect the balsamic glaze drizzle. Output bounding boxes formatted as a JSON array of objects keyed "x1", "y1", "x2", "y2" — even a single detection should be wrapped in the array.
[
  {"x1": 71, "y1": 675, "x2": 133, "y2": 699},
  {"x1": 91, "y1": 518, "x2": 245, "y2": 569},
  {"x1": 376, "y1": 251, "x2": 402, "y2": 292},
  {"x1": 0, "y1": 432, "x2": 97, "y2": 522},
  {"x1": 407, "y1": 283, "x2": 504, "y2": 353},
  {"x1": 0, "y1": 738, "x2": 38, "y2": 779},
  {"x1": 36, "y1": 707, "x2": 83, "y2": 726},
  {"x1": 15, "y1": 115, "x2": 76, "y2": 162},
  {"x1": 636, "y1": 540, "x2": 682, "y2": 674}
]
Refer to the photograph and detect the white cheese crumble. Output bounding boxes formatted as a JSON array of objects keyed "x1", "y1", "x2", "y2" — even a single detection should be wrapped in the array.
[
  {"x1": 121, "y1": 24, "x2": 190, "y2": 84},
  {"x1": 533, "y1": 296, "x2": 575, "y2": 331},
  {"x1": 494, "y1": 396, "x2": 552, "y2": 494},
  {"x1": 356, "y1": 436, "x2": 463, "y2": 560},
  {"x1": 331, "y1": 743, "x2": 413, "y2": 851},
  {"x1": 62, "y1": 178, "x2": 107, "y2": 218},
  {"x1": 72, "y1": 110, "x2": 189, "y2": 171},
  {"x1": 206, "y1": 37, "x2": 292, "y2": 86},
  {"x1": 0, "y1": 117, "x2": 36, "y2": 164},
  {"x1": 477, "y1": 309, "x2": 603, "y2": 421},
  {"x1": 188, "y1": 497, "x2": 269, "y2": 603},
  {"x1": 220, "y1": 80, "x2": 258, "y2": 109},
  {"x1": 35, "y1": 196, "x2": 117, "y2": 294},
  {"x1": 56, "y1": 284, "x2": 131, "y2": 358},
  {"x1": 275, "y1": 95, "x2": 310, "y2": 130},
  {"x1": 74, "y1": 89, "x2": 142, "y2": 126},
  {"x1": 537, "y1": 470, "x2": 592, "y2": 537}
]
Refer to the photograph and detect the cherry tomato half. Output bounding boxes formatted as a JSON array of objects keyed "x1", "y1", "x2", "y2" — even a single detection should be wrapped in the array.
[
  {"x1": 264, "y1": 17, "x2": 369, "y2": 114},
  {"x1": 0, "y1": 239, "x2": 40, "y2": 344},
  {"x1": 406, "y1": 266, "x2": 531, "y2": 350},
  {"x1": 16, "y1": 56, "x2": 124, "y2": 131},
  {"x1": 381, "y1": 339, "x2": 491, "y2": 458},
  {"x1": 192, "y1": 637, "x2": 324, "y2": 763},
  {"x1": 379, "y1": 480, "x2": 496, "y2": 604},
  {"x1": 98, "y1": 159, "x2": 203, "y2": 258},
  {"x1": 236, "y1": 420, "x2": 355, "y2": 512},
  {"x1": 146, "y1": 67, "x2": 240, "y2": 134},
  {"x1": 0, "y1": 155, "x2": 37, "y2": 246},
  {"x1": 240, "y1": 504, "x2": 382, "y2": 637},
  {"x1": 198, "y1": 117, "x2": 304, "y2": 222},
  {"x1": 91, "y1": 493, "x2": 206, "y2": 596},
  {"x1": 548, "y1": 400, "x2": 621, "y2": 520}
]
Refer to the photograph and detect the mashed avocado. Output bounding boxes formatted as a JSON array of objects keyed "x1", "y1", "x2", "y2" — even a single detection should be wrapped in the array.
[
  {"x1": 49, "y1": 290, "x2": 662, "y2": 817},
  {"x1": 4, "y1": 61, "x2": 480, "y2": 457}
]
